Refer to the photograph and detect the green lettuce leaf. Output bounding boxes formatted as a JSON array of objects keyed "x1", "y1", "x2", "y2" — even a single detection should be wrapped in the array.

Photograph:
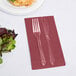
[{"x1": 0, "y1": 57, "x2": 3, "y2": 64}]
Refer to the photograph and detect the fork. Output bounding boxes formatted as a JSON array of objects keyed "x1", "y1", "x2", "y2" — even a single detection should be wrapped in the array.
[
  {"x1": 41, "y1": 18, "x2": 55, "y2": 65},
  {"x1": 32, "y1": 18, "x2": 46, "y2": 66}
]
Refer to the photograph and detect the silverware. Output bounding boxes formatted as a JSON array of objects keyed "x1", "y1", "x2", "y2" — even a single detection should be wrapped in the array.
[
  {"x1": 41, "y1": 18, "x2": 55, "y2": 65},
  {"x1": 32, "y1": 18, "x2": 46, "y2": 66}
]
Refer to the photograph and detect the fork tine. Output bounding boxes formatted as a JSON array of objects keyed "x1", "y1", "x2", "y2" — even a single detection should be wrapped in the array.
[
  {"x1": 32, "y1": 18, "x2": 35, "y2": 32},
  {"x1": 36, "y1": 18, "x2": 40, "y2": 32},
  {"x1": 32, "y1": 18, "x2": 40, "y2": 33}
]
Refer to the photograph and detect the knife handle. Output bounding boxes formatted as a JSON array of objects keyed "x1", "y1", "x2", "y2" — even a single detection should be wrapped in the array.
[{"x1": 46, "y1": 35, "x2": 55, "y2": 65}]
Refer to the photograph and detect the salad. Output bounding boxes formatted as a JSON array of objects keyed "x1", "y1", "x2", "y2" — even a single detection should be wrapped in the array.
[
  {"x1": 0, "y1": 28, "x2": 17, "y2": 64},
  {"x1": 8, "y1": 0, "x2": 35, "y2": 6}
]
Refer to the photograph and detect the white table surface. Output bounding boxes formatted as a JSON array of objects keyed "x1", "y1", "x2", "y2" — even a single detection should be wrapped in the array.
[{"x1": 0, "y1": 0, "x2": 76, "y2": 76}]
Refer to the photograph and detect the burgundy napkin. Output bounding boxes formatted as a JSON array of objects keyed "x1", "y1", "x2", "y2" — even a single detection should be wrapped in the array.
[{"x1": 24, "y1": 16, "x2": 65, "y2": 70}]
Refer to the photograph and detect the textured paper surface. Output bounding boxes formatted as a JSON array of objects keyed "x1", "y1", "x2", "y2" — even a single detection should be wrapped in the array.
[{"x1": 25, "y1": 16, "x2": 65, "y2": 70}]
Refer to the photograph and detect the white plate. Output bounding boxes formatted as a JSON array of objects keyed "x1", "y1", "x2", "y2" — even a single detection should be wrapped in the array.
[{"x1": 0, "y1": 0, "x2": 44, "y2": 15}]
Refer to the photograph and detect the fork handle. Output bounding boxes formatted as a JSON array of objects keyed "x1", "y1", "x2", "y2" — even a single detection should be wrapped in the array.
[
  {"x1": 46, "y1": 35, "x2": 55, "y2": 65},
  {"x1": 37, "y1": 37, "x2": 46, "y2": 66}
]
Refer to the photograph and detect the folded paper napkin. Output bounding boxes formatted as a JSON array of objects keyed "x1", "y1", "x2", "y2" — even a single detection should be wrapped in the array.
[{"x1": 25, "y1": 16, "x2": 65, "y2": 70}]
